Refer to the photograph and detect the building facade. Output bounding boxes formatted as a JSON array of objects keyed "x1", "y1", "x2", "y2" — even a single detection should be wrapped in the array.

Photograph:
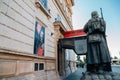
[{"x1": 0, "y1": 0, "x2": 75, "y2": 80}]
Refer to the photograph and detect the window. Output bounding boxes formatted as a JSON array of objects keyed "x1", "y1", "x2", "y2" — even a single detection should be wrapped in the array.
[
  {"x1": 41, "y1": 0, "x2": 48, "y2": 9},
  {"x1": 34, "y1": 63, "x2": 44, "y2": 71},
  {"x1": 35, "y1": 0, "x2": 50, "y2": 17},
  {"x1": 39, "y1": 63, "x2": 44, "y2": 70},
  {"x1": 34, "y1": 63, "x2": 38, "y2": 71}
]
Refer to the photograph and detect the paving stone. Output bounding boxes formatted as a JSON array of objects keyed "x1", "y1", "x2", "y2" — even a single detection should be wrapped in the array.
[
  {"x1": 111, "y1": 72, "x2": 119, "y2": 76},
  {"x1": 98, "y1": 74, "x2": 104, "y2": 79},
  {"x1": 104, "y1": 75, "x2": 112, "y2": 80},
  {"x1": 84, "y1": 75, "x2": 92, "y2": 80},
  {"x1": 84, "y1": 78, "x2": 91, "y2": 80},
  {"x1": 91, "y1": 74, "x2": 99, "y2": 79},
  {"x1": 92, "y1": 78, "x2": 100, "y2": 80},
  {"x1": 113, "y1": 75, "x2": 120, "y2": 80},
  {"x1": 0, "y1": 79, "x2": 5, "y2": 80}
]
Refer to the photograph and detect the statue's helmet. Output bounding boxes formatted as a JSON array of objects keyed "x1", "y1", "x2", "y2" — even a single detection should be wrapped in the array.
[{"x1": 91, "y1": 11, "x2": 99, "y2": 18}]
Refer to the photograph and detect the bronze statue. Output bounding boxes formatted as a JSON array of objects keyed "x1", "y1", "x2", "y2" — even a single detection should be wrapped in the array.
[{"x1": 83, "y1": 11, "x2": 112, "y2": 73}]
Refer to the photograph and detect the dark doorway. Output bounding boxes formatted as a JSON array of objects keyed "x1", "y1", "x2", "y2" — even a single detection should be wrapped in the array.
[{"x1": 57, "y1": 43, "x2": 66, "y2": 77}]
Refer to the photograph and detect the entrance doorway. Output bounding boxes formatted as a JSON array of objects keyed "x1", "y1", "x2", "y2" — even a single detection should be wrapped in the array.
[{"x1": 57, "y1": 36, "x2": 87, "y2": 77}]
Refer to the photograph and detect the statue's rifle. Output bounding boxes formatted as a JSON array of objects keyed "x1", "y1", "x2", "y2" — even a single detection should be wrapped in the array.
[
  {"x1": 100, "y1": 8, "x2": 104, "y2": 20},
  {"x1": 100, "y1": 8, "x2": 107, "y2": 38}
]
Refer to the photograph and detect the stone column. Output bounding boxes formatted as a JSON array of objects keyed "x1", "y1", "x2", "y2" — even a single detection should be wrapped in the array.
[{"x1": 54, "y1": 21, "x2": 65, "y2": 77}]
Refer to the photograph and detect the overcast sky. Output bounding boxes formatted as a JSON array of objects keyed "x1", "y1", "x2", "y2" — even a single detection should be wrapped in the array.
[{"x1": 72, "y1": 0, "x2": 120, "y2": 58}]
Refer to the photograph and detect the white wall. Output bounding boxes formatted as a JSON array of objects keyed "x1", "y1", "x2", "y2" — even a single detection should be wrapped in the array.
[{"x1": 0, "y1": 0, "x2": 35, "y2": 54}]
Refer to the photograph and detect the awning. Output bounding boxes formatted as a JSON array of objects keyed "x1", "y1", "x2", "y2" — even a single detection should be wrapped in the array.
[{"x1": 64, "y1": 29, "x2": 86, "y2": 38}]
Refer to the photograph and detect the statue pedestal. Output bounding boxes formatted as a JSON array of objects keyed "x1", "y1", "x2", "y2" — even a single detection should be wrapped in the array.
[{"x1": 81, "y1": 72, "x2": 120, "y2": 80}]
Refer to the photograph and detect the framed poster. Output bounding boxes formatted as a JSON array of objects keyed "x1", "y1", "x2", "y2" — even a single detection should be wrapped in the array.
[{"x1": 34, "y1": 21, "x2": 45, "y2": 56}]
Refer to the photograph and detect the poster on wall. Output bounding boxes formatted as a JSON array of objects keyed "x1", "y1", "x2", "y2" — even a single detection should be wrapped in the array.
[{"x1": 34, "y1": 21, "x2": 45, "y2": 56}]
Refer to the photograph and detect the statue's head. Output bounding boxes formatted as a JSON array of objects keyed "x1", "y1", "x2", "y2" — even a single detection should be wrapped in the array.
[{"x1": 91, "y1": 11, "x2": 99, "y2": 19}]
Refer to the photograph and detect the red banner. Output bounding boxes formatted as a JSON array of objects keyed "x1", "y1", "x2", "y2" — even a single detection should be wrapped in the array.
[{"x1": 64, "y1": 29, "x2": 86, "y2": 38}]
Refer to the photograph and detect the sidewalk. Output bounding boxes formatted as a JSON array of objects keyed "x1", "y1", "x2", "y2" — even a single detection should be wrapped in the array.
[{"x1": 63, "y1": 67, "x2": 86, "y2": 80}]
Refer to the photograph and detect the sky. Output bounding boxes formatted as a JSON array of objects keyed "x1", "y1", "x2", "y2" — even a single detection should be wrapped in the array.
[{"x1": 72, "y1": 0, "x2": 120, "y2": 58}]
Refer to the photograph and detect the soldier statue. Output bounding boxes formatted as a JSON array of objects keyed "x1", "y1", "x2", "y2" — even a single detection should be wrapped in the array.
[{"x1": 83, "y1": 11, "x2": 112, "y2": 73}]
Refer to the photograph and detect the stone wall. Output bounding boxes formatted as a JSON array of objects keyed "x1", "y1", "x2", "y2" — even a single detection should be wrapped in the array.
[
  {"x1": 0, "y1": 0, "x2": 75, "y2": 80},
  {"x1": 0, "y1": 0, "x2": 34, "y2": 54},
  {"x1": 0, "y1": 55, "x2": 59, "y2": 80}
]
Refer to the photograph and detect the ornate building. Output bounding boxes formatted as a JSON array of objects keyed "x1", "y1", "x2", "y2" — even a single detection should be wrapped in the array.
[{"x1": 0, "y1": 0, "x2": 75, "y2": 80}]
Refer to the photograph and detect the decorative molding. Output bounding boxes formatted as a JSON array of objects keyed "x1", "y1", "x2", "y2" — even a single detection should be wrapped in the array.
[
  {"x1": 54, "y1": 0, "x2": 73, "y2": 29},
  {"x1": 0, "y1": 48, "x2": 56, "y2": 61},
  {"x1": 65, "y1": 0, "x2": 74, "y2": 14},
  {"x1": 53, "y1": 21, "x2": 66, "y2": 31},
  {"x1": 67, "y1": 0, "x2": 74, "y2": 6},
  {"x1": 54, "y1": 21, "x2": 65, "y2": 41}
]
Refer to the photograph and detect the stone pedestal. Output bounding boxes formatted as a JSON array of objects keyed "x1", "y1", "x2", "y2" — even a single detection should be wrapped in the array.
[{"x1": 81, "y1": 72, "x2": 120, "y2": 80}]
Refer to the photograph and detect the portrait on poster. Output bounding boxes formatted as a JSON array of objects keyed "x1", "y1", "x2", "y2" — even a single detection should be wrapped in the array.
[{"x1": 34, "y1": 21, "x2": 45, "y2": 56}]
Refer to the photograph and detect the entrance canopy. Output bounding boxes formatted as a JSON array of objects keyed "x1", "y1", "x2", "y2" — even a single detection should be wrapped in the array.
[
  {"x1": 59, "y1": 29, "x2": 87, "y2": 55},
  {"x1": 64, "y1": 29, "x2": 86, "y2": 38}
]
